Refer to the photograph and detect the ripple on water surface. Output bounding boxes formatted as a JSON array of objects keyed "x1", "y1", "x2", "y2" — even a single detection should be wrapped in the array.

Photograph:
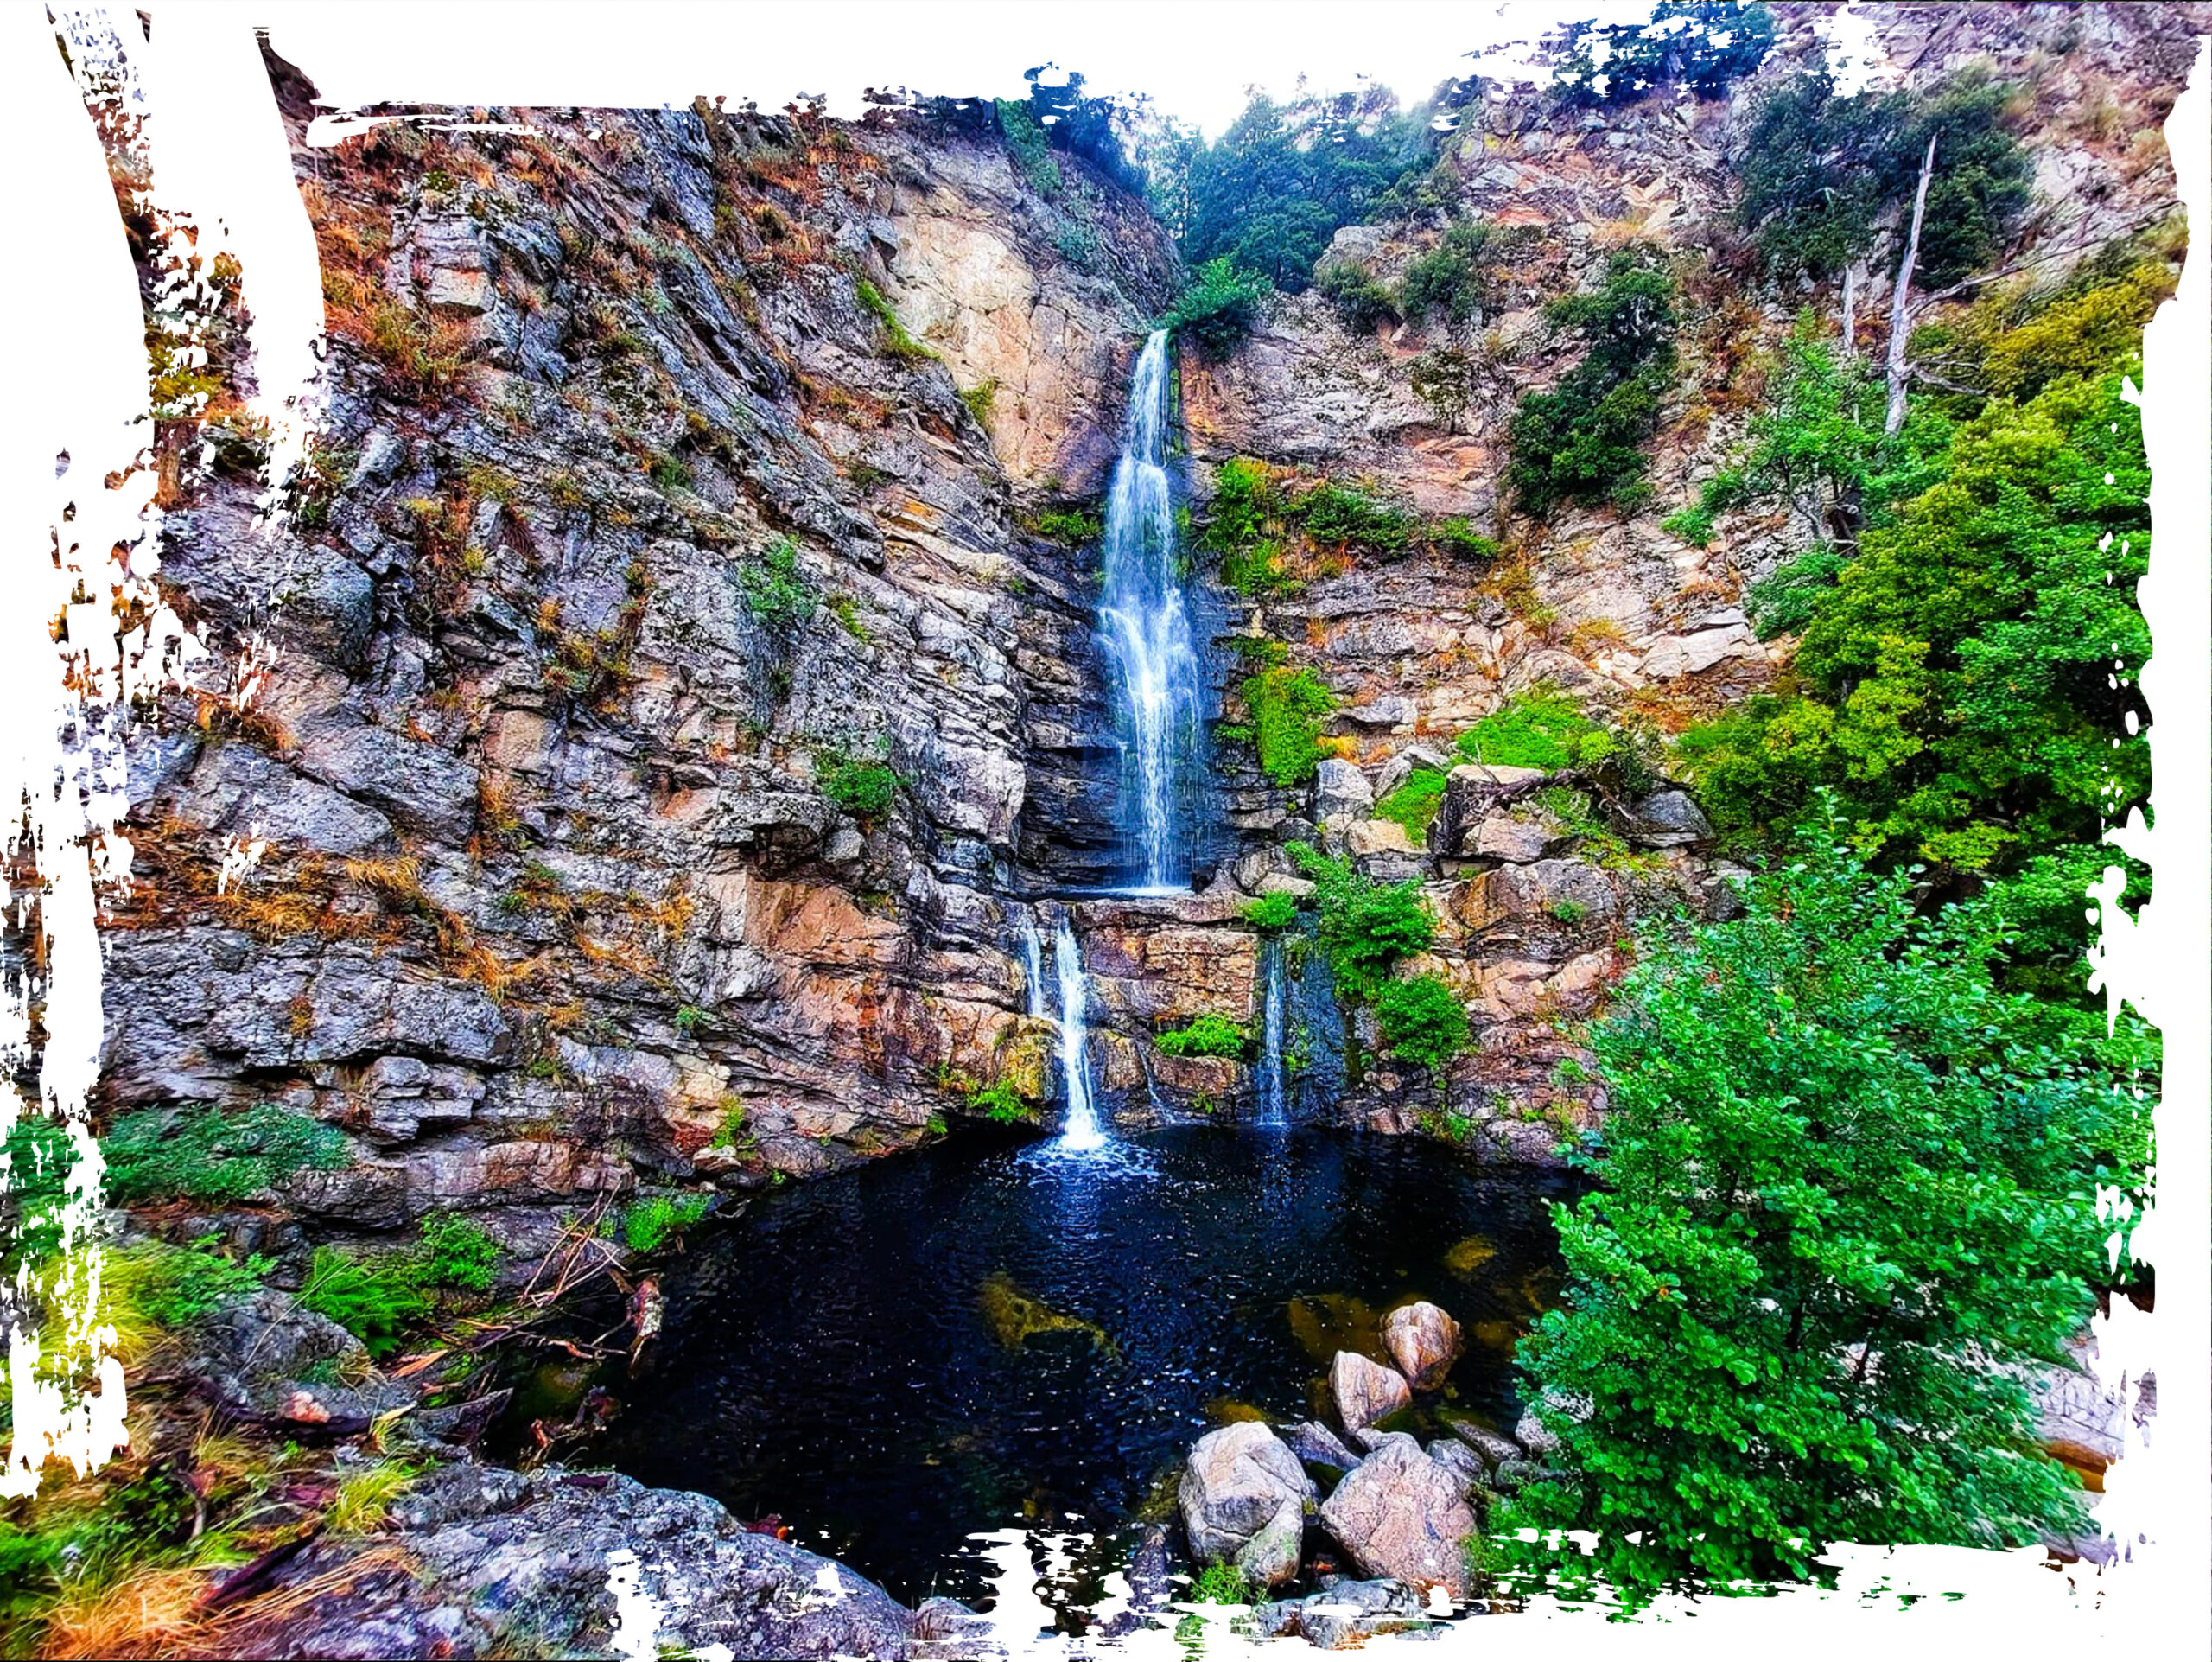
[{"x1": 593, "y1": 1124, "x2": 1574, "y2": 1609}]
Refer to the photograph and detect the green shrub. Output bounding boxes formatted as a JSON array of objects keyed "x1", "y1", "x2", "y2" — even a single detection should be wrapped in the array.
[
  {"x1": 1429, "y1": 518, "x2": 1500, "y2": 561},
  {"x1": 113, "y1": 1238, "x2": 271, "y2": 1329},
  {"x1": 1456, "y1": 688, "x2": 1614, "y2": 773},
  {"x1": 1290, "y1": 845, "x2": 1434, "y2": 999},
  {"x1": 1239, "y1": 666, "x2": 1337, "y2": 786},
  {"x1": 1397, "y1": 221, "x2": 1499, "y2": 322},
  {"x1": 1290, "y1": 481, "x2": 1412, "y2": 555},
  {"x1": 416, "y1": 1214, "x2": 501, "y2": 1295},
  {"x1": 1239, "y1": 892, "x2": 1301, "y2": 931},
  {"x1": 1192, "y1": 1561, "x2": 1251, "y2": 1604},
  {"x1": 617, "y1": 1194, "x2": 713, "y2": 1255},
  {"x1": 1375, "y1": 767, "x2": 1449, "y2": 844},
  {"x1": 649, "y1": 453, "x2": 691, "y2": 491},
  {"x1": 1549, "y1": 899, "x2": 1589, "y2": 925},
  {"x1": 1376, "y1": 974, "x2": 1471, "y2": 1079},
  {"x1": 1506, "y1": 249, "x2": 1677, "y2": 517},
  {"x1": 299, "y1": 1245, "x2": 432, "y2": 1360},
  {"x1": 958, "y1": 379, "x2": 998, "y2": 423},
  {"x1": 1199, "y1": 457, "x2": 1281, "y2": 555},
  {"x1": 854, "y1": 278, "x2": 934, "y2": 364},
  {"x1": 739, "y1": 537, "x2": 820, "y2": 632},
  {"x1": 1661, "y1": 504, "x2": 1716, "y2": 546},
  {"x1": 967, "y1": 1081, "x2": 1035, "y2": 1124},
  {"x1": 1154, "y1": 1014, "x2": 1248, "y2": 1059},
  {"x1": 1316, "y1": 262, "x2": 1400, "y2": 331},
  {"x1": 104, "y1": 1102, "x2": 349, "y2": 1207},
  {"x1": 1160, "y1": 258, "x2": 1272, "y2": 360},
  {"x1": 995, "y1": 99, "x2": 1063, "y2": 195},
  {"x1": 1022, "y1": 506, "x2": 1103, "y2": 544},
  {"x1": 709, "y1": 1095, "x2": 753, "y2": 1151},
  {"x1": 818, "y1": 749, "x2": 900, "y2": 822},
  {"x1": 1, "y1": 1116, "x2": 76, "y2": 1271}
]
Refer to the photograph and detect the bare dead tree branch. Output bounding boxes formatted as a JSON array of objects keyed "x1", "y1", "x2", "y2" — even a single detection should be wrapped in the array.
[{"x1": 1885, "y1": 133, "x2": 1937, "y2": 436}]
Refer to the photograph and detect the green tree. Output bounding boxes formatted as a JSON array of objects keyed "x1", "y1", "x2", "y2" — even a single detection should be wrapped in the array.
[
  {"x1": 1503, "y1": 813, "x2": 2151, "y2": 1605},
  {"x1": 1507, "y1": 248, "x2": 1678, "y2": 516},
  {"x1": 1179, "y1": 91, "x2": 1433, "y2": 290},
  {"x1": 1684, "y1": 368, "x2": 2149, "y2": 881},
  {"x1": 1375, "y1": 973, "x2": 1471, "y2": 1079}
]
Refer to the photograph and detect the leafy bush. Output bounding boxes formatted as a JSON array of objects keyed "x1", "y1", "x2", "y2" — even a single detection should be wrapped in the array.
[
  {"x1": 649, "y1": 453, "x2": 691, "y2": 491},
  {"x1": 1154, "y1": 1014, "x2": 1249, "y2": 1059},
  {"x1": 1375, "y1": 974, "x2": 1471, "y2": 1079},
  {"x1": 1501, "y1": 812, "x2": 2150, "y2": 1605},
  {"x1": 1374, "y1": 767, "x2": 1449, "y2": 844},
  {"x1": 618, "y1": 1194, "x2": 713, "y2": 1255},
  {"x1": 1160, "y1": 258, "x2": 1274, "y2": 360},
  {"x1": 1316, "y1": 261, "x2": 1400, "y2": 331},
  {"x1": 1, "y1": 1116, "x2": 76, "y2": 1271},
  {"x1": 1507, "y1": 249, "x2": 1677, "y2": 515},
  {"x1": 1239, "y1": 892, "x2": 1301, "y2": 931},
  {"x1": 818, "y1": 749, "x2": 900, "y2": 822},
  {"x1": 1239, "y1": 666, "x2": 1338, "y2": 786},
  {"x1": 1289, "y1": 845, "x2": 1434, "y2": 999},
  {"x1": 1456, "y1": 688, "x2": 1612, "y2": 773},
  {"x1": 739, "y1": 537, "x2": 820, "y2": 632},
  {"x1": 104, "y1": 1102, "x2": 349, "y2": 1207}
]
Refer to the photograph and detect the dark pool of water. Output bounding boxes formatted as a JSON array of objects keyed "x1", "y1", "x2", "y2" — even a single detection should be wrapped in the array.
[{"x1": 593, "y1": 1125, "x2": 1573, "y2": 1608}]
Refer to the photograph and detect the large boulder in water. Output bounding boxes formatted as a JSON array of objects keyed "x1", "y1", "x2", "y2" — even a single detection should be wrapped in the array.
[
  {"x1": 1179, "y1": 1421, "x2": 1317, "y2": 1589},
  {"x1": 1319, "y1": 1439, "x2": 1480, "y2": 1600},
  {"x1": 1331, "y1": 1350, "x2": 1412, "y2": 1434},
  {"x1": 1382, "y1": 1302, "x2": 1463, "y2": 1391}
]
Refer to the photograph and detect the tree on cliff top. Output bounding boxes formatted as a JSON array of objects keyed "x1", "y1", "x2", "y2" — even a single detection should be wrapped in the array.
[{"x1": 1499, "y1": 811, "x2": 2151, "y2": 1606}]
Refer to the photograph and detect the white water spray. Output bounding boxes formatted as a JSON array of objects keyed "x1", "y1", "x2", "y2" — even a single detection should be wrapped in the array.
[
  {"x1": 1052, "y1": 917, "x2": 1104, "y2": 1150},
  {"x1": 1255, "y1": 938, "x2": 1288, "y2": 1129},
  {"x1": 1021, "y1": 913, "x2": 1047, "y2": 1020},
  {"x1": 1097, "y1": 330, "x2": 1203, "y2": 891}
]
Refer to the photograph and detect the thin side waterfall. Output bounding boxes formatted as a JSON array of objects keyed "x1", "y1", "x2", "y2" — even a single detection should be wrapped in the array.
[
  {"x1": 1052, "y1": 917, "x2": 1104, "y2": 1150},
  {"x1": 1020, "y1": 914, "x2": 1047, "y2": 1020},
  {"x1": 1097, "y1": 329, "x2": 1203, "y2": 892},
  {"x1": 1255, "y1": 938, "x2": 1288, "y2": 1129}
]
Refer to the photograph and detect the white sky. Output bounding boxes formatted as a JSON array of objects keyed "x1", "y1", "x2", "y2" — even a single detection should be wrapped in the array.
[{"x1": 248, "y1": 0, "x2": 1669, "y2": 137}]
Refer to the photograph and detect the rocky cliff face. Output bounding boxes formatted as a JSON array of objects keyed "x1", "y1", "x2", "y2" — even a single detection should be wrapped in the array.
[
  {"x1": 102, "y1": 2, "x2": 2206, "y2": 1236},
  {"x1": 106, "y1": 74, "x2": 1184, "y2": 1237},
  {"x1": 1164, "y1": 0, "x2": 2205, "y2": 1142}
]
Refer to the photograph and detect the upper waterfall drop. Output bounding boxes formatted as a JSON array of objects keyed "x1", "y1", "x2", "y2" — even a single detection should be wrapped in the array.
[
  {"x1": 1097, "y1": 329, "x2": 1204, "y2": 893},
  {"x1": 1255, "y1": 938, "x2": 1289, "y2": 1129}
]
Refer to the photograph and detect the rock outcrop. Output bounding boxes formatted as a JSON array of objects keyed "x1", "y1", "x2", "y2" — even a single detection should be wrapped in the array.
[{"x1": 1178, "y1": 1420, "x2": 1318, "y2": 1589}]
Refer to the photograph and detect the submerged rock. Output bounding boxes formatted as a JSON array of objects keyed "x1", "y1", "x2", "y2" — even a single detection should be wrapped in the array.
[
  {"x1": 1319, "y1": 1439, "x2": 1479, "y2": 1600},
  {"x1": 1179, "y1": 1421, "x2": 1319, "y2": 1590},
  {"x1": 1284, "y1": 1419, "x2": 1364, "y2": 1474},
  {"x1": 1382, "y1": 1302, "x2": 1463, "y2": 1391},
  {"x1": 976, "y1": 1271, "x2": 1115, "y2": 1354},
  {"x1": 1330, "y1": 1350, "x2": 1413, "y2": 1434}
]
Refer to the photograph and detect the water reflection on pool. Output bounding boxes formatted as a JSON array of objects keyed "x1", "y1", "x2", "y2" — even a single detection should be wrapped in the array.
[{"x1": 594, "y1": 1124, "x2": 1573, "y2": 1609}]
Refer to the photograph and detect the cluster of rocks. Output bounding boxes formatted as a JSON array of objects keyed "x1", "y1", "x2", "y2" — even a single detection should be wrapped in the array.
[{"x1": 1174, "y1": 1302, "x2": 1544, "y2": 1647}]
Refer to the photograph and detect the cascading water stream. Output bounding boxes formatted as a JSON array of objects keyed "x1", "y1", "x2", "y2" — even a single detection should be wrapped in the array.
[
  {"x1": 1255, "y1": 938, "x2": 1289, "y2": 1129},
  {"x1": 1052, "y1": 916, "x2": 1104, "y2": 1150},
  {"x1": 1020, "y1": 914, "x2": 1047, "y2": 1020},
  {"x1": 1097, "y1": 329, "x2": 1204, "y2": 893}
]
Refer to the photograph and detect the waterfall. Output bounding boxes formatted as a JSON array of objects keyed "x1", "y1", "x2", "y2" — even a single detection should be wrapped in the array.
[
  {"x1": 1052, "y1": 916, "x2": 1105, "y2": 1150},
  {"x1": 1097, "y1": 329, "x2": 1204, "y2": 893},
  {"x1": 1255, "y1": 938, "x2": 1288, "y2": 1129},
  {"x1": 1021, "y1": 914, "x2": 1047, "y2": 1020}
]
